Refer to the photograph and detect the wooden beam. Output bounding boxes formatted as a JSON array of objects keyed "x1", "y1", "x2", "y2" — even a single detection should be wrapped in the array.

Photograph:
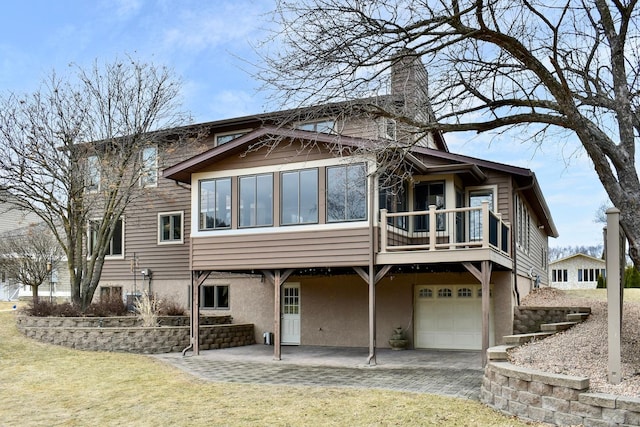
[
  {"x1": 273, "y1": 270, "x2": 282, "y2": 361},
  {"x1": 191, "y1": 270, "x2": 211, "y2": 356},
  {"x1": 463, "y1": 261, "x2": 492, "y2": 366}
]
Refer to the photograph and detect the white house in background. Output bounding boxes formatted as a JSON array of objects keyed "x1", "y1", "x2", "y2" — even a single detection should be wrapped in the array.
[
  {"x1": 0, "y1": 201, "x2": 71, "y2": 301},
  {"x1": 549, "y1": 253, "x2": 606, "y2": 290}
]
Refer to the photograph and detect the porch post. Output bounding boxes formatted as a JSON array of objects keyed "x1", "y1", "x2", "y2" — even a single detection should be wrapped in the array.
[
  {"x1": 274, "y1": 270, "x2": 282, "y2": 361},
  {"x1": 191, "y1": 271, "x2": 200, "y2": 355},
  {"x1": 463, "y1": 261, "x2": 492, "y2": 366},
  {"x1": 368, "y1": 265, "x2": 376, "y2": 365},
  {"x1": 481, "y1": 260, "x2": 492, "y2": 367},
  {"x1": 190, "y1": 270, "x2": 211, "y2": 356}
]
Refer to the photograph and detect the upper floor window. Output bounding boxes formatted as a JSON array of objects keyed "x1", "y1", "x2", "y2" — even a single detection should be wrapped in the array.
[
  {"x1": 216, "y1": 131, "x2": 247, "y2": 146},
  {"x1": 239, "y1": 174, "x2": 273, "y2": 228},
  {"x1": 89, "y1": 218, "x2": 124, "y2": 258},
  {"x1": 379, "y1": 118, "x2": 397, "y2": 140},
  {"x1": 199, "y1": 178, "x2": 231, "y2": 230},
  {"x1": 87, "y1": 155, "x2": 100, "y2": 192},
  {"x1": 516, "y1": 195, "x2": 531, "y2": 253},
  {"x1": 158, "y1": 211, "x2": 183, "y2": 244},
  {"x1": 295, "y1": 119, "x2": 335, "y2": 134},
  {"x1": 140, "y1": 146, "x2": 158, "y2": 187},
  {"x1": 281, "y1": 169, "x2": 318, "y2": 225},
  {"x1": 326, "y1": 163, "x2": 367, "y2": 222}
]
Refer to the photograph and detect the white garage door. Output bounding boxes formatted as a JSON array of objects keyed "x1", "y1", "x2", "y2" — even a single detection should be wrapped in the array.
[{"x1": 414, "y1": 284, "x2": 492, "y2": 350}]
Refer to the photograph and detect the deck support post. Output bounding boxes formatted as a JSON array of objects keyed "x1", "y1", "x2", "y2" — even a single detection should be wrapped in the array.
[
  {"x1": 463, "y1": 260, "x2": 492, "y2": 366},
  {"x1": 190, "y1": 270, "x2": 211, "y2": 356},
  {"x1": 262, "y1": 269, "x2": 294, "y2": 361}
]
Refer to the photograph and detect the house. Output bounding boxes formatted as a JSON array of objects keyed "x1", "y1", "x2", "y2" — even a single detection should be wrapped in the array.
[
  {"x1": 549, "y1": 253, "x2": 606, "y2": 290},
  {"x1": 95, "y1": 56, "x2": 558, "y2": 363},
  {"x1": 0, "y1": 202, "x2": 71, "y2": 301}
]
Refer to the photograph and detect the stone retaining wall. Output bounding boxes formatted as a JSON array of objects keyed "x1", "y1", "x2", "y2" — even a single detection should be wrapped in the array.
[
  {"x1": 15, "y1": 315, "x2": 231, "y2": 328},
  {"x1": 482, "y1": 359, "x2": 640, "y2": 426},
  {"x1": 16, "y1": 315, "x2": 253, "y2": 354},
  {"x1": 513, "y1": 307, "x2": 590, "y2": 334}
]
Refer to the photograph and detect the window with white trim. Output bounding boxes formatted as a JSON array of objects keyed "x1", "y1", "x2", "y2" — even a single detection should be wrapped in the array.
[
  {"x1": 87, "y1": 155, "x2": 100, "y2": 192},
  {"x1": 516, "y1": 195, "x2": 531, "y2": 253},
  {"x1": 239, "y1": 174, "x2": 273, "y2": 227},
  {"x1": 326, "y1": 163, "x2": 367, "y2": 222},
  {"x1": 202, "y1": 285, "x2": 229, "y2": 309},
  {"x1": 552, "y1": 269, "x2": 568, "y2": 282},
  {"x1": 140, "y1": 146, "x2": 158, "y2": 187},
  {"x1": 89, "y1": 218, "x2": 124, "y2": 258},
  {"x1": 295, "y1": 119, "x2": 335, "y2": 134},
  {"x1": 158, "y1": 211, "x2": 183, "y2": 244},
  {"x1": 216, "y1": 131, "x2": 247, "y2": 146},
  {"x1": 199, "y1": 177, "x2": 232, "y2": 230},
  {"x1": 281, "y1": 169, "x2": 318, "y2": 225}
]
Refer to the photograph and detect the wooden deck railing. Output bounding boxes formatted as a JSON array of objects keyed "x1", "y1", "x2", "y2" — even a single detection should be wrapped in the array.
[{"x1": 379, "y1": 201, "x2": 510, "y2": 255}]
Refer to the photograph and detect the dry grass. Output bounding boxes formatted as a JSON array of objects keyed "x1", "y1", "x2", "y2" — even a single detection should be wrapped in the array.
[
  {"x1": 0, "y1": 308, "x2": 541, "y2": 427},
  {"x1": 564, "y1": 287, "x2": 640, "y2": 302}
]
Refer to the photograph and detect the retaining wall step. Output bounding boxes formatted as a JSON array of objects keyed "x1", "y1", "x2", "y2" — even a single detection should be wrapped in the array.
[
  {"x1": 487, "y1": 345, "x2": 516, "y2": 361},
  {"x1": 566, "y1": 312, "x2": 590, "y2": 321},
  {"x1": 503, "y1": 331, "x2": 555, "y2": 345},
  {"x1": 540, "y1": 321, "x2": 578, "y2": 332}
]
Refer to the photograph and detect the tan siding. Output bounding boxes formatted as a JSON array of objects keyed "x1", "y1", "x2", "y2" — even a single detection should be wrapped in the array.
[
  {"x1": 192, "y1": 227, "x2": 371, "y2": 270},
  {"x1": 202, "y1": 143, "x2": 336, "y2": 173},
  {"x1": 99, "y1": 141, "x2": 206, "y2": 283}
]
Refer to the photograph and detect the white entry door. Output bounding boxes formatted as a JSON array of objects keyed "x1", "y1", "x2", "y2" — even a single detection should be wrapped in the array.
[{"x1": 281, "y1": 283, "x2": 300, "y2": 345}]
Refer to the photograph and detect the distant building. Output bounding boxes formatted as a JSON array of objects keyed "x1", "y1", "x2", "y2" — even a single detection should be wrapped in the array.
[{"x1": 549, "y1": 253, "x2": 606, "y2": 290}]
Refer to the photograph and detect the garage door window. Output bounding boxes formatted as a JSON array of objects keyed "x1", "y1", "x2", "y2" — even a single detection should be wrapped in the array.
[
  {"x1": 418, "y1": 288, "x2": 433, "y2": 298},
  {"x1": 458, "y1": 287, "x2": 473, "y2": 297},
  {"x1": 437, "y1": 288, "x2": 452, "y2": 298}
]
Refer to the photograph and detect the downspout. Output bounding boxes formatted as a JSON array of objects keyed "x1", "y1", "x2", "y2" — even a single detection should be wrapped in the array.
[
  {"x1": 512, "y1": 178, "x2": 535, "y2": 305},
  {"x1": 182, "y1": 271, "x2": 195, "y2": 356},
  {"x1": 367, "y1": 172, "x2": 377, "y2": 366}
]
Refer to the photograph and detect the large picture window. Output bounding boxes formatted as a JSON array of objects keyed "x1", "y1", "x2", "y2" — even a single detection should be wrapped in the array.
[
  {"x1": 326, "y1": 163, "x2": 367, "y2": 222},
  {"x1": 199, "y1": 178, "x2": 232, "y2": 230},
  {"x1": 281, "y1": 169, "x2": 318, "y2": 225},
  {"x1": 239, "y1": 174, "x2": 273, "y2": 227}
]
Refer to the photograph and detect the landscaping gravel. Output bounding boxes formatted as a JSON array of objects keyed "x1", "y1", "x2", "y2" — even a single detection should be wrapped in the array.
[{"x1": 509, "y1": 287, "x2": 640, "y2": 397}]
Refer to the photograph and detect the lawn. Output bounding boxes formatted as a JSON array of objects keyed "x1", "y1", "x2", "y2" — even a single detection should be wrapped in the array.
[
  {"x1": 565, "y1": 288, "x2": 640, "y2": 302},
  {"x1": 0, "y1": 303, "x2": 540, "y2": 427}
]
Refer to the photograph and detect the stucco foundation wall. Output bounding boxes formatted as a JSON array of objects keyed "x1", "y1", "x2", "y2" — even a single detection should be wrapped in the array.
[
  {"x1": 482, "y1": 360, "x2": 640, "y2": 426},
  {"x1": 201, "y1": 275, "x2": 273, "y2": 345},
  {"x1": 97, "y1": 279, "x2": 191, "y2": 308}
]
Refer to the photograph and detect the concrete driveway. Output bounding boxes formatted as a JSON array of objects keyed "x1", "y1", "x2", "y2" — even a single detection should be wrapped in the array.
[{"x1": 154, "y1": 345, "x2": 483, "y2": 400}]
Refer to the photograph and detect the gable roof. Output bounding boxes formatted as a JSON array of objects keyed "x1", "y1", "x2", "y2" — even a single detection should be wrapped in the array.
[
  {"x1": 550, "y1": 253, "x2": 605, "y2": 265},
  {"x1": 162, "y1": 125, "x2": 558, "y2": 237}
]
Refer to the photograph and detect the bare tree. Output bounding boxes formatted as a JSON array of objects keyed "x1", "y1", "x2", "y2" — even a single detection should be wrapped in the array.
[
  {"x1": 256, "y1": 0, "x2": 640, "y2": 267},
  {"x1": 0, "y1": 57, "x2": 191, "y2": 309},
  {"x1": 0, "y1": 224, "x2": 63, "y2": 300}
]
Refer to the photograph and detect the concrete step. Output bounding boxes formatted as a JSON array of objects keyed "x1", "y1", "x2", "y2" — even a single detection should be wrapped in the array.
[
  {"x1": 503, "y1": 331, "x2": 555, "y2": 345},
  {"x1": 487, "y1": 345, "x2": 517, "y2": 361},
  {"x1": 540, "y1": 321, "x2": 578, "y2": 332},
  {"x1": 566, "y1": 312, "x2": 590, "y2": 321}
]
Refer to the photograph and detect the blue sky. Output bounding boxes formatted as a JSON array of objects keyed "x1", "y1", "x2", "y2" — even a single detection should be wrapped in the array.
[{"x1": 0, "y1": 0, "x2": 609, "y2": 248}]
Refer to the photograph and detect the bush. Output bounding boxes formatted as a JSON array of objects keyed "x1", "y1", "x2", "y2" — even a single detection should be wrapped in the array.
[
  {"x1": 22, "y1": 300, "x2": 82, "y2": 317},
  {"x1": 158, "y1": 297, "x2": 186, "y2": 316},
  {"x1": 86, "y1": 295, "x2": 129, "y2": 317},
  {"x1": 624, "y1": 266, "x2": 640, "y2": 288},
  {"x1": 597, "y1": 274, "x2": 606, "y2": 289}
]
